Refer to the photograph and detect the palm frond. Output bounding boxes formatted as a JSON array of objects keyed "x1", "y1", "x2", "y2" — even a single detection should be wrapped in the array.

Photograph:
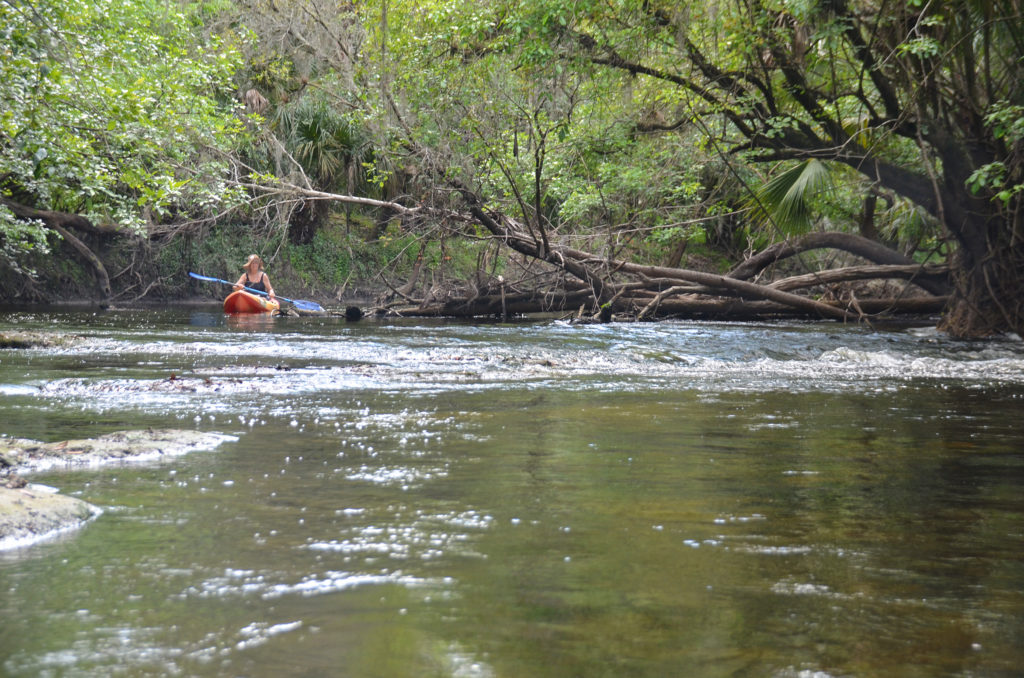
[
  {"x1": 751, "y1": 159, "x2": 833, "y2": 234},
  {"x1": 273, "y1": 96, "x2": 373, "y2": 192}
]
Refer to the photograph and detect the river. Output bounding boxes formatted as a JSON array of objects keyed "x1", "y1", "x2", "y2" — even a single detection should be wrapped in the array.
[{"x1": 1, "y1": 307, "x2": 1023, "y2": 677}]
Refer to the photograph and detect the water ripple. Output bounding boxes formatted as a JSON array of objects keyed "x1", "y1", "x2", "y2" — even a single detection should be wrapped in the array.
[
  {"x1": 5, "y1": 319, "x2": 1024, "y2": 421},
  {"x1": 180, "y1": 567, "x2": 431, "y2": 600}
]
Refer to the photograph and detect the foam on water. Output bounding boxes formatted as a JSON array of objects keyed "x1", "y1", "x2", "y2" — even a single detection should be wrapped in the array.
[
  {"x1": 180, "y1": 567, "x2": 430, "y2": 600},
  {"x1": 10, "y1": 320, "x2": 1024, "y2": 419}
]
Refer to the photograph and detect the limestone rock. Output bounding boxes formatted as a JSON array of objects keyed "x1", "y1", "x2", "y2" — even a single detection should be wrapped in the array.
[{"x1": 0, "y1": 486, "x2": 101, "y2": 549}]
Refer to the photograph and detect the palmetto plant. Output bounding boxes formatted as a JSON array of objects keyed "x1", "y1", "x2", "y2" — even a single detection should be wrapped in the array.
[
  {"x1": 750, "y1": 159, "x2": 834, "y2": 235},
  {"x1": 750, "y1": 158, "x2": 942, "y2": 258},
  {"x1": 274, "y1": 97, "x2": 372, "y2": 196},
  {"x1": 272, "y1": 96, "x2": 376, "y2": 242}
]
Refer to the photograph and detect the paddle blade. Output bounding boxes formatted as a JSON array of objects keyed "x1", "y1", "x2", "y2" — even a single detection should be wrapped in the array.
[
  {"x1": 292, "y1": 299, "x2": 325, "y2": 312},
  {"x1": 188, "y1": 272, "x2": 222, "y2": 283}
]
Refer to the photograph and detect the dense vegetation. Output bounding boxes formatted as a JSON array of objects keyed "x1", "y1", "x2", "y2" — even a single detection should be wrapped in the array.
[{"x1": 2, "y1": 0, "x2": 1022, "y2": 336}]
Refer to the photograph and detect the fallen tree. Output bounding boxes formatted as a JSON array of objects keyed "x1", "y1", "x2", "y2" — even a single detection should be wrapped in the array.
[
  {"x1": 1, "y1": 173, "x2": 951, "y2": 324},
  {"x1": 260, "y1": 181, "x2": 950, "y2": 324},
  {"x1": 725, "y1": 232, "x2": 949, "y2": 297}
]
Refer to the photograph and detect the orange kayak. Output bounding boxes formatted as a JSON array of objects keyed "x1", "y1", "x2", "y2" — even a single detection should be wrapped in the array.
[{"x1": 223, "y1": 290, "x2": 280, "y2": 314}]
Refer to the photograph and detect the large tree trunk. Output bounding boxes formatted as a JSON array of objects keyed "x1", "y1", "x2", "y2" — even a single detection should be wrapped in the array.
[
  {"x1": 926, "y1": 140, "x2": 1024, "y2": 337},
  {"x1": 940, "y1": 229, "x2": 1024, "y2": 337}
]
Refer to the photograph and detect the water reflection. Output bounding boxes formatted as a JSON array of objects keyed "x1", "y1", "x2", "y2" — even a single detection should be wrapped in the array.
[
  {"x1": 225, "y1": 312, "x2": 278, "y2": 331},
  {"x1": 188, "y1": 311, "x2": 223, "y2": 328}
]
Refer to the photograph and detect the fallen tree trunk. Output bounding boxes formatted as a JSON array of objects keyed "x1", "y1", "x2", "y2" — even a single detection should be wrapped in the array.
[
  {"x1": 601, "y1": 259, "x2": 862, "y2": 320},
  {"x1": 384, "y1": 291, "x2": 948, "y2": 320},
  {"x1": 725, "y1": 231, "x2": 950, "y2": 296},
  {"x1": 768, "y1": 263, "x2": 949, "y2": 292},
  {"x1": 456, "y1": 193, "x2": 862, "y2": 322}
]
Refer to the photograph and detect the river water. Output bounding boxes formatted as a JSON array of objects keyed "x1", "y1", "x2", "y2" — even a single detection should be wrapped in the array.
[{"x1": 1, "y1": 308, "x2": 1023, "y2": 677}]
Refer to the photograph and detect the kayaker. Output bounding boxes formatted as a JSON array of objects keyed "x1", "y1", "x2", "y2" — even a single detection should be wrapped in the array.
[{"x1": 234, "y1": 254, "x2": 277, "y2": 303}]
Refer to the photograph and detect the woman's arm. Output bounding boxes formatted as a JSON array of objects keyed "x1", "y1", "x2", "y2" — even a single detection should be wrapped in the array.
[
  {"x1": 264, "y1": 275, "x2": 276, "y2": 299},
  {"x1": 233, "y1": 274, "x2": 246, "y2": 290}
]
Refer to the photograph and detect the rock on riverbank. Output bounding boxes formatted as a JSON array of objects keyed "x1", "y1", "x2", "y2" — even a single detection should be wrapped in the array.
[
  {"x1": 0, "y1": 429, "x2": 236, "y2": 550},
  {"x1": 0, "y1": 330, "x2": 81, "y2": 349},
  {"x1": 0, "y1": 485, "x2": 102, "y2": 550}
]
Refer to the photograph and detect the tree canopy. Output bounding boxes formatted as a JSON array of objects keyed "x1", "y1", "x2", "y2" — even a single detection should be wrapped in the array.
[
  {"x1": 2, "y1": 0, "x2": 1023, "y2": 336},
  {"x1": 360, "y1": 0, "x2": 1024, "y2": 335},
  {"x1": 0, "y1": 0, "x2": 249, "y2": 266}
]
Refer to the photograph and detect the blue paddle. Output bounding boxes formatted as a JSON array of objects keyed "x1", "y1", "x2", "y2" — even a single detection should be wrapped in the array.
[{"x1": 188, "y1": 272, "x2": 324, "y2": 312}]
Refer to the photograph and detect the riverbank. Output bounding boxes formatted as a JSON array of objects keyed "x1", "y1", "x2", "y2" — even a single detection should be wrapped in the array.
[
  {"x1": 0, "y1": 217, "x2": 431, "y2": 310},
  {"x1": 0, "y1": 429, "x2": 236, "y2": 550}
]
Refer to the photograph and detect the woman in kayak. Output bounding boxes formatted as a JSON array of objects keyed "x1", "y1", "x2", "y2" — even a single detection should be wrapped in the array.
[{"x1": 234, "y1": 254, "x2": 277, "y2": 303}]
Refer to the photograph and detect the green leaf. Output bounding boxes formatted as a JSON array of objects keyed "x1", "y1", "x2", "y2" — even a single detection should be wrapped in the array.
[{"x1": 751, "y1": 160, "x2": 833, "y2": 234}]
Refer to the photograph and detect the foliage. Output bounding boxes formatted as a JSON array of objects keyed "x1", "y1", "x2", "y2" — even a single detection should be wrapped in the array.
[
  {"x1": 355, "y1": 0, "x2": 955, "y2": 269},
  {"x1": 355, "y1": 0, "x2": 740, "y2": 265},
  {"x1": 285, "y1": 219, "x2": 494, "y2": 289},
  {"x1": 175, "y1": 224, "x2": 274, "y2": 282},
  {"x1": 750, "y1": 160, "x2": 834, "y2": 235},
  {"x1": 0, "y1": 0, "x2": 251, "y2": 241},
  {"x1": 273, "y1": 95, "x2": 373, "y2": 194},
  {"x1": 0, "y1": 204, "x2": 48, "y2": 274},
  {"x1": 355, "y1": 0, "x2": 1024, "y2": 333}
]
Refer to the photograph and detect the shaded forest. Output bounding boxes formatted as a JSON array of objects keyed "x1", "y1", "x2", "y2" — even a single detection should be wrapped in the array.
[{"x1": 2, "y1": 0, "x2": 1023, "y2": 337}]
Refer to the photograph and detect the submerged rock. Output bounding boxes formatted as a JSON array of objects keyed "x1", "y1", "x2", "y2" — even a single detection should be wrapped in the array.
[
  {"x1": 0, "y1": 429, "x2": 235, "y2": 550},
  {"x1": 0, "y1": 429, "x2": 235, "y2": 474},
  {"x1": 0, "y1": 331, "x2": 55, "y2": 348},
  {"x1": 0, "y1": 331, "x2": 81, "y2": 349}
]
